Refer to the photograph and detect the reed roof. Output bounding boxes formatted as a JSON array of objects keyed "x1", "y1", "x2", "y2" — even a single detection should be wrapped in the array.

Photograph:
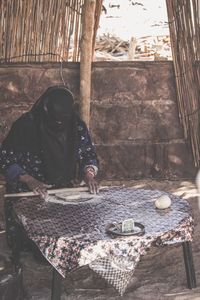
[{"x1": 0, "y1": 0, "x2": 102, "y2": 63}]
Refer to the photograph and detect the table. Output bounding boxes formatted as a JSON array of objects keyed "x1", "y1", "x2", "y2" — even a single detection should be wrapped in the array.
[{"x1": 10, "y1": 187, "x2": 196, "y2": 299}]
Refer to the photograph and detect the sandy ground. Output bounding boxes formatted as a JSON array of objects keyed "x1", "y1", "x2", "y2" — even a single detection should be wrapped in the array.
[
  {"x1": 98, "y1": 0, "x2": 169, "y2": 40},
  {"x1": 0, "y1": 179, "x2": 200, "y2": 300},
  {"x1": 95, "y1": 0, "x2": 172, "y2": 61}
]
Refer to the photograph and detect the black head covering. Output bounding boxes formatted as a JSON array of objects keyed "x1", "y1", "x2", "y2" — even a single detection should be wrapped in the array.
[{"x1": 3, "y1": 86, "x2": 78, "y2": 187}]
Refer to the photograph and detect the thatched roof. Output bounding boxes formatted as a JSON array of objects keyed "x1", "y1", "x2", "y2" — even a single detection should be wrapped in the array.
[{"x1": 0, "y1": 0, "x2": 102, "y2": 63}]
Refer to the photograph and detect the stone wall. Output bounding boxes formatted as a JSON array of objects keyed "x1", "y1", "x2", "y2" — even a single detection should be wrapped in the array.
[{"x1": 0, "y1": 61, "x2": 197, "y2": 180}]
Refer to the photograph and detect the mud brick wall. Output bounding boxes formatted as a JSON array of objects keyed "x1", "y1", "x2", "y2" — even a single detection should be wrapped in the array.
[{"x1": 0, "y1": 61, "x2": 197, "y2": 180}]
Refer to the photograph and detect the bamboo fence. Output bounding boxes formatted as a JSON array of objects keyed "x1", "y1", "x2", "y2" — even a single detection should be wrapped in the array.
[
  {"x1": 0, "y1": 0, "x2": 102, "y2": 63},
  {"x1": 166, "y1": 0, "x2": 200, "y2": 166}
]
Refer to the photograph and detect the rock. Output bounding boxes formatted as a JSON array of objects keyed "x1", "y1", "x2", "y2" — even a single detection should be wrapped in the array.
[
  {"x1": 0, "y1": 256, "x2": 25, "y2": 300},
  {"x1": 155, "y1": 195, "x2": 172, "y2": 209}
]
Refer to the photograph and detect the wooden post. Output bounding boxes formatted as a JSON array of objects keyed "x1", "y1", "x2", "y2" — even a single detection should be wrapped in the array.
[{"x1": 80, "y1": 0, "x2": 96, "y2": 127}]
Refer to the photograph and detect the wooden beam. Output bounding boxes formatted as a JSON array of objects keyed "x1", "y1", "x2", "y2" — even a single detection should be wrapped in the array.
[
  {"x1": 92, "y1": 0, "x2": 103, "y2": 54},
  {"x1": 80, "y1": 0, "x2": 96, "y2": 127}
]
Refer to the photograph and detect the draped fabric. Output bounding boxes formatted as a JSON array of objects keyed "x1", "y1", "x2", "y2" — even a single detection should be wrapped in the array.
[{"x1": 0, "y1": 86, "x2": 98, "y2": 191}]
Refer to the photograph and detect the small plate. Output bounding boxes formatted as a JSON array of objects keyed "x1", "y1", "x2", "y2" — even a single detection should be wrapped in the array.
[{"x1": 106, "y1": 222, "x2": 145, "y2": 236}]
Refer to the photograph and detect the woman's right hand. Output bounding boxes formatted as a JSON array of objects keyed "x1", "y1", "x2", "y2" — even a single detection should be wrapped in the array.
[{"x1": 19, "y1": 174, "x2": 49, "y2": 198}]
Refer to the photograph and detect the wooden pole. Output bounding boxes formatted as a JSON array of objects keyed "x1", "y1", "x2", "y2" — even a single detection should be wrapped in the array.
[{"x1": 80, "y1": 0, "x2": 96, "y2": 127}]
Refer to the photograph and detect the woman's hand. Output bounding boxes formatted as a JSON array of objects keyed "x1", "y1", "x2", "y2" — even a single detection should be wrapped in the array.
[
  {"x1": 19, "y1": 174, "x2": 49, "y2": 198},
  {"x1": 84, "y1": 167, "x2": 99, "y2": 194}
]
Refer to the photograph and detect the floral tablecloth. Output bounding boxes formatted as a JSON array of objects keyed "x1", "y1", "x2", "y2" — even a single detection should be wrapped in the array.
[{"x1": 13, "y1": 188, "x2": 194, "y2": 295}]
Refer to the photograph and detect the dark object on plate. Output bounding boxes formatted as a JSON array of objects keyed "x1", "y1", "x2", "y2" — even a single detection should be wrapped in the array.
[{"x1": 106, "y1": 222, "x2": 145, "y2": 236}]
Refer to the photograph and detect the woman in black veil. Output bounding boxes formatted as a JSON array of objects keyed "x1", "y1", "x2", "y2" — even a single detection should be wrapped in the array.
[
  {"x1": 0, "y1": 86, "x2": 99, "y2": 247},
  {"x1": 0, "y1": 86, "x2": 99, "y2": 195}
]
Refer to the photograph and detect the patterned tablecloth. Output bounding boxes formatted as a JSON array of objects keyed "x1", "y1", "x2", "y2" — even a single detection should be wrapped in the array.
[{"x1": 13, "y1": 187, "x2": 194, "y2": 295}]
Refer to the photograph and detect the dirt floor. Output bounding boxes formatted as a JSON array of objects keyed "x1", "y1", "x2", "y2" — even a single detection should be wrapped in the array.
[{"x1": 0, "y1": 179, "x2": 200, "y2": 300}]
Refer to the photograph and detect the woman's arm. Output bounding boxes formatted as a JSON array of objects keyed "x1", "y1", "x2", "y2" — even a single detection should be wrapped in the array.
[
  {"x1": 0, "y1": 149, "x2": 48, "y2": 196},
  {"x1": 77, "y1": 120, "x2": 99, "y2": 193}
]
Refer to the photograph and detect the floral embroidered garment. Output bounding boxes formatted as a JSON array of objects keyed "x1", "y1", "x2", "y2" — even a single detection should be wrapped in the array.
[{"x1": 0, "y1": 118, "x2": 98, "y2": 192}]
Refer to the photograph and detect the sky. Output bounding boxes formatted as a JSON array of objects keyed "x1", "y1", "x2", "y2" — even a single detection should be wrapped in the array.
[{"x1": 98, "y1": 0, "x2": 169, "y2": 40}]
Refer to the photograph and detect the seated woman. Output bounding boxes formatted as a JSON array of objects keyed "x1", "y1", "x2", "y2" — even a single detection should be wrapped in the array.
[
  {"x1": 0, "y1": 85, "x2": 99, "y2": 246},
  {"x1": 0, "y1": 85, "x2": 99, "y2": 194}
]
